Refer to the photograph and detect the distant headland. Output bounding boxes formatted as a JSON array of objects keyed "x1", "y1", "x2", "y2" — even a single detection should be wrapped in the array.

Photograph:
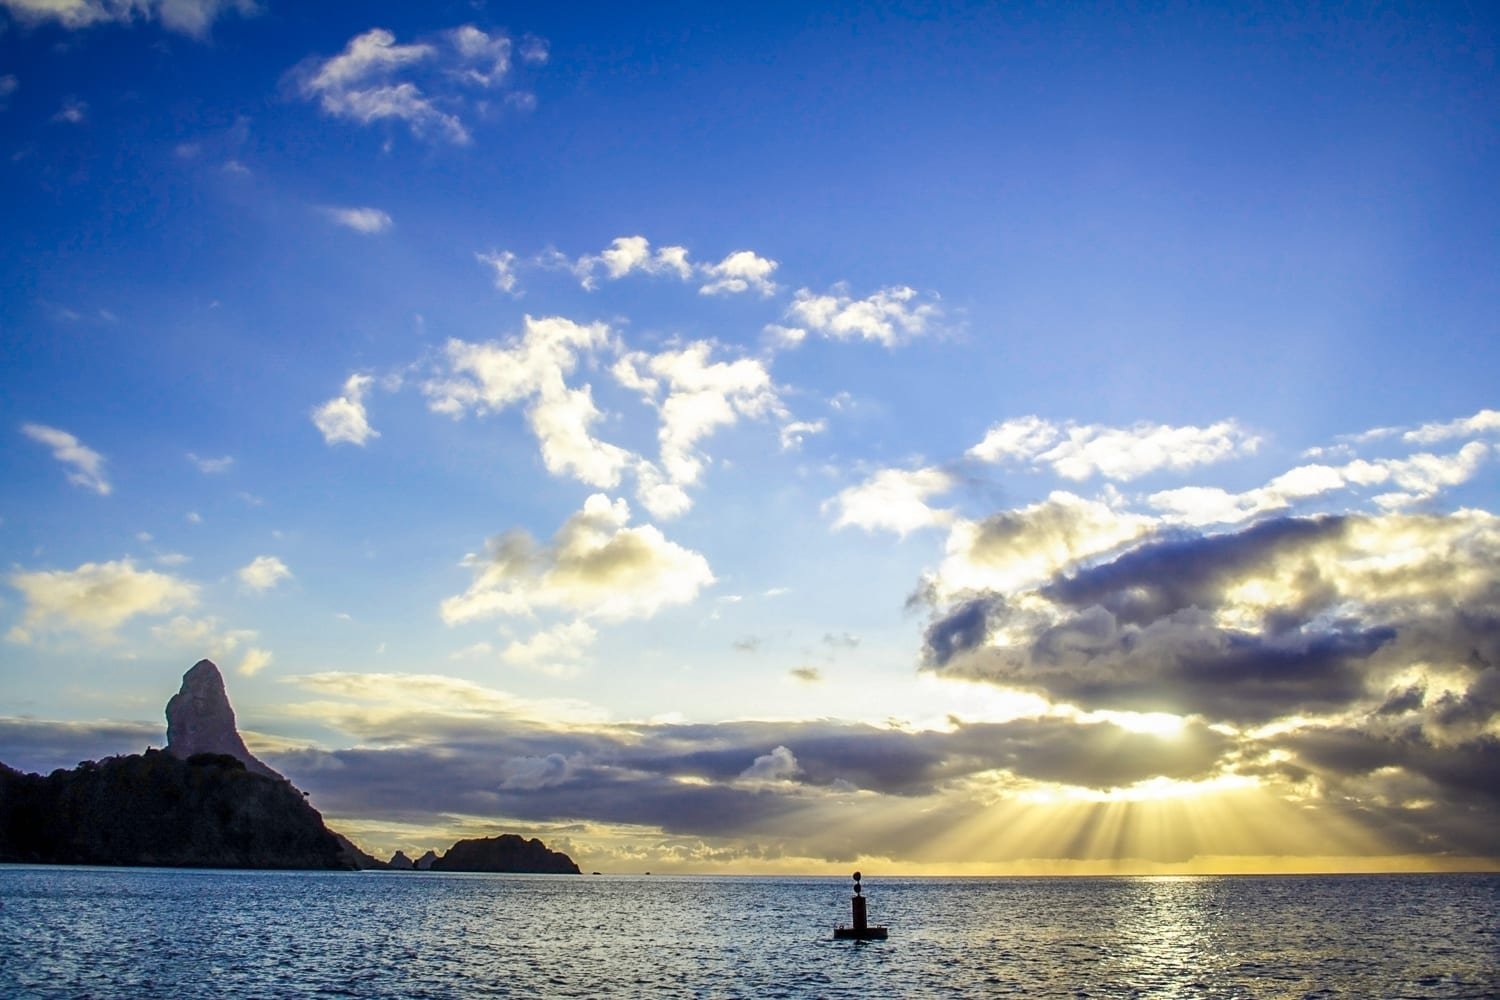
[{"x1": 0, "y1": 659, "x2": 579, "y2": 874}]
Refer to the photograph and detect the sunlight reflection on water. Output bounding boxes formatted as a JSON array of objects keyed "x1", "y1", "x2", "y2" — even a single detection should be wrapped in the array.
[{"x1": 1, "y1": 868, "x2": 1496, "y2": 998}]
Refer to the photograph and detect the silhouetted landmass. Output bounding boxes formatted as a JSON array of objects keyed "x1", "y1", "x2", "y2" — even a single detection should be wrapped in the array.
[
  {"x1": 0, "y1": 750, "x2": 352, "y2": 869},
  {"x1": 0, "y1": 658, "x2": 582, "y2": 874},
  {"x1": 429, "y1": 834, "x2": 580, "y2": 874},
  {"x1": 333, "y1": 831, "x2": 385, "y2": 870}
]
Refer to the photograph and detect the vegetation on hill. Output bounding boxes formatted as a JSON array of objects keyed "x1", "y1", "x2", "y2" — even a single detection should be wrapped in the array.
[{"x1": 0, "y1": 750, "x2": 352, "y2": 869}]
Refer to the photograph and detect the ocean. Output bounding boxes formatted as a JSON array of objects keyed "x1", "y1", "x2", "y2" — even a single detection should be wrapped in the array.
[{"x1": 1, "y1": 867, "x2": 1495, "y2": 998}]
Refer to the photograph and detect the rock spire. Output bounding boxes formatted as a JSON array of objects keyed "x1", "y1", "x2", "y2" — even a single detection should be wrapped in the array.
[{"x1": 164, "y1": 659, "x2": 283, "y2": 780}]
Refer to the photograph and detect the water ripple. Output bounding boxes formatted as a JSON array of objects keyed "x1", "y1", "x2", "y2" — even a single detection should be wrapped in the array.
[{"x1": 0, "y1": 869, "x2": 1495, "y2": 998}]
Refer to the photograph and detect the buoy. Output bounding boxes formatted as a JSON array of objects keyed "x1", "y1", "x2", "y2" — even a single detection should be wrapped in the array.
[{"x1": 833, "y1": 871, "x2": 888, "y2": 940}]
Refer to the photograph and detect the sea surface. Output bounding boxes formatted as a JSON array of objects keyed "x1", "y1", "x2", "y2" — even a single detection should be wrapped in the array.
[{"x1": 1, "y1": 867, "x2": 1496, "y2": 998}]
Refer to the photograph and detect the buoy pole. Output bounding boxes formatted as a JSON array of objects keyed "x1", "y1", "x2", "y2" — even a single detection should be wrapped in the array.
[{"x1": 851, "y1": 870, "x2": 867, "y2": 932}]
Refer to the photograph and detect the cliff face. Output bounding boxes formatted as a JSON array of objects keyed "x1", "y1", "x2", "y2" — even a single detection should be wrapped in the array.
[
  {"x1": 164, "y1": 659, "x2": 283, "y2": 781},
  {"x1": 431, "y1": 834, "x2": 581, "y2": 874},
  {"x1": 0, "y1": 750, "x2": 351, "y2": 869}
]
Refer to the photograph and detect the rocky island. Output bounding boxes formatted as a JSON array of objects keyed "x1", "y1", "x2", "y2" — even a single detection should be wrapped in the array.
[
  {"x1": 0, "y1": 659, "x2": 579, "y2": 875},
  {"x1": 429, "y1": 834, "x2": 581, "y2": 874}
]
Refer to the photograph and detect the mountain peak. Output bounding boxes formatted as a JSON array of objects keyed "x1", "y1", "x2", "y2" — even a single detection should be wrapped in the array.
[{"x1": 165, "y1": 659, "x2": 282, "y2": 780}]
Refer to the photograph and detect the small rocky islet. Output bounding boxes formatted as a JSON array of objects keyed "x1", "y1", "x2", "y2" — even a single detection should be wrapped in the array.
[{"x1": 0, "y1": 659, "x2": 579, "y2": 874}]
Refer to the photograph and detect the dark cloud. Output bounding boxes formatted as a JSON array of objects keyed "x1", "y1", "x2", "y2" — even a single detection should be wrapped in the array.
[
  {"x1": 930, "y1": 602, "x2": 1391, "y2": 723},
  {"x1": 1262, "y1": 725, "x2": 1500, "y2": 855},
  {"x1": 946, "y1": 718, "x2": 1231, "y2": 789},
  {"x1": 246, "y1": 712, "x2": 1243, "y2": 856},
  {"x1": 923, "y1": 595, "x2": 1000, "y2": 666},
  {"x1": 0, "y1": 717, "x2": 162, "y2": 775},
  {"x1": 1432, "y1": 667, "x2": 1500, "y2": 729},
  {"x1": 1043, "y1": 516, "x2": 1347, "y2": 628},
  {"x1": 1377, "y1": 684, "x2": 1425, "y2": 716},
  {"x1": 924, "y1": 513, "x2": 1500, "y2": 725}
]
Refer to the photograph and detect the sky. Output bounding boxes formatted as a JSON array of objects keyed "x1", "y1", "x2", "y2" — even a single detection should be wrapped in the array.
[{"x1": 1, "y1": 0, "x2": 1498, "y2": 875}]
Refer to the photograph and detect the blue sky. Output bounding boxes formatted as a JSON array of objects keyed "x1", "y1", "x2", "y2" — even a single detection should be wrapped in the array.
[{"x1": 2, "y1": 1, "x2": 1498, "y2": 873}]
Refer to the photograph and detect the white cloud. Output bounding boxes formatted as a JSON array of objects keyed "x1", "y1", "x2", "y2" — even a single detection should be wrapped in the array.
[
  {"x1": 426, "y1": 317, "x2": 632, "y2": 488},
  {"x1": 441, "y1": 494, "x2": 714, "y2": 625},
  {"x1": 1403, "y1": 408, "x2": 1500, "y2": 445},
  {"x1": 146, "y1": 618, "x2": 270, "y2": 679},
  {"x1": 779, "y1": 419, "x2": 826, "y2": 450},
  {"x1": 238, "y1": 555, "x2": 292, "y2": 593},
  {"x1": 826, "y1": 466, "x2": 956, "y2": 537},
  {"x1": 312, "y1": 373, "x2": 380, "y2": 446},
  {"x1": 967, "y1": 415, "x2": 1060, "y2": 463},
  {"x1": 969, "y1": 415, "x2": 1260, "y2": 482},
  {"x1": 447, "y1": 24, "x2": 511, "y2": 87},
  {"x1": 426, "y1": 315, "x2": 609, "y2": 411},
  {"x1": 601, "y1": 236, "x2": 690, "y2": 280},
  {"x1": 740, "y1": 745, "x2": 800, "y2": 783},
  {"x1": 570, "y1": 236, "x2": 693, "y2": 290},
  {"x1": 238, "y1": 647, "x2": 273, "y2": 676},
  {"x1": 187, "y1": 452, "x2": 234, "y2": 474},
  {"x1": 1145, "y1": 485, "x2": 1261, "y2": 526},
  {"x1": 762, "y1": 324, "x2": 807, "y2": 350},
  {"x1": 787, "y1": 283, "x2": 941, "y2": 346},
  {"x1": 1372, "y1": 442, "x2": 1490, "y2": 509},
  {"x1": 8, "y1": 559, "x2": 198, "y2": 638},
  {"x1": 544, "y1": 237, "x2": 783, "y2": 297},
  {"x1": 0, "y1": 75, "x2": 18, "y2": 112},
  {"x1": 633, "y1": 461, "x2": 694, "y2": 521},
  {"x1": 519, "y1": 35, "x2": 548, "y2": 65},
  {"x1": 501, "y1": 620, "x2": 597, "y2": 676},
  {"x1": 285, "y1": 670, "x2": 609, "y2": 727},
  {"x1": 497, "y1": 237, "x2": 784, "y2": 300},
  {"x1": 476, "y1": 250, "x2": 520, "y2": 294},
  {"x1": 324, "y1": 80, "x2": 468, "y2": 144},
  {"x1": 936, "y1": 491, "x2": 1156, "y2": 596},
  {"x1": 531, "y1": 385, "x2": 635, "y2": 487},
  {"x1": 150, "y1": 614, "x2": 257, "y2": 657},
  {"x1": 1044, "y1": 421, "x2": 1260, "y2": 481},
  {"x1": 52, "y1": 97, "x2": 86, "y2": 124},
  {"x1": 1148, "y1": 443, "x2": 1490, "y2": 526},
  {"x1": 21, "y1": 423, "x2": 110, "y2": 495},
  {"x1": 614, "y1": 341, "x2": 784, "y2": 517},
  {"x1": 323, "y1": 205, "x2": 392, "y2": 234},
  {"x1": 0, "y1": 0, "x2": 255, "y2": 36},
  {"x1": 699, "y1": 250, "x2": 778, "y2": 296},
  {"x1": 297, "y1": 25, "x2": 541, "y2": 145},
  {"x1": 306, "y1": 27, "x2": 433, "y2": 93}
]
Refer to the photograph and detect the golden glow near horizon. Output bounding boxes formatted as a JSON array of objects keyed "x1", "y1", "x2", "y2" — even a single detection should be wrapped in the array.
[{"x1": 235, "y1": 661, "x2": 1500, "y2": 877}]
